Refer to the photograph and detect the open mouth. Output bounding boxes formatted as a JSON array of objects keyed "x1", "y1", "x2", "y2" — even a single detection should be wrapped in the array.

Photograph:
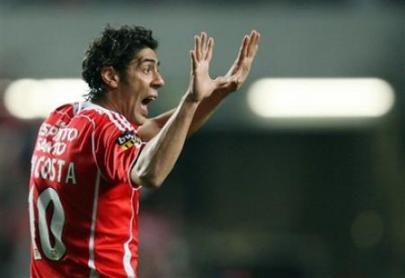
[
  {"x1": 142, "y1": 96, "x2": 157, "y2": 106},
  {"x1": 140, "y1": 95, "x2": 158, "y2": 117}
]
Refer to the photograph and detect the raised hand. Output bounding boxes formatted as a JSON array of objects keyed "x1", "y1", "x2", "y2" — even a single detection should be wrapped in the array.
[
  {"x1": 220, "y1": 30, "x2": 261, "y2": 93},
  {"x1": 187, "y1": 32, "x2": 233, "y2": 102}
]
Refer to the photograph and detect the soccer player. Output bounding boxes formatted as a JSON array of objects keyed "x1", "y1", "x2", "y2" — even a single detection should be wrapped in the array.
[{"x1": 28, "y1": 25, "x2": 260, "y2": 277}]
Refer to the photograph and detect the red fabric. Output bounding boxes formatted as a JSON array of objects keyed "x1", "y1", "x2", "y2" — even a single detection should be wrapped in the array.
[{"x1": 29, "y1": 102, "x2": 143, "y2": 278}]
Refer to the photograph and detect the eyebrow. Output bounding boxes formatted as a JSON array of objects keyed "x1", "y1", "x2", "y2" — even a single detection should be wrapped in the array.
[{"x1": 138, "y1": 58, "x2": 160, "y2": 66}]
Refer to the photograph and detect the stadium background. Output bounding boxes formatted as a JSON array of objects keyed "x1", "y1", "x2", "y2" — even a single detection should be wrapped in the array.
[{"x1": 0, "y1": 0, "x2": 404, "y2": 277}]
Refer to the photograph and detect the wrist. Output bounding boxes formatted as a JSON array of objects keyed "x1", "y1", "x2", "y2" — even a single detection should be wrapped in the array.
[
  {"x1": 214, "y1": 79, "x2": 240, "y2": 96},
  {"x1": 212, "y1": 87, "x2": 234, "y2": 100},
  {"x1": 184, "y1": 90, "x2": 203, "y2": 104}
]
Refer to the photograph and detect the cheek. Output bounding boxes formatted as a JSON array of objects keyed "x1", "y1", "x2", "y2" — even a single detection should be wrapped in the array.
[{"x1": 130, "y1": 74, "x2": 150, "y2": 91}]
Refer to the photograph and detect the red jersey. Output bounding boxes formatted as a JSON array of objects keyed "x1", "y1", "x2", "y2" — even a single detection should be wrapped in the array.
[{"x1": 28, "y1": 102, "x2": 144, "y2": 278}]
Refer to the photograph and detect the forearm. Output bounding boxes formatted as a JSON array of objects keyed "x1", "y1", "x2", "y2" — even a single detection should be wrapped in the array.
[
  {"x1": 188, "y1": 89, "x2": 230, "y2": 135},
  {"x1": 131, "y1": 93, "x2": 199, "y2": 188},
  {"x1": 140, "y1": 90, "x2": 230, "y2": 141}
]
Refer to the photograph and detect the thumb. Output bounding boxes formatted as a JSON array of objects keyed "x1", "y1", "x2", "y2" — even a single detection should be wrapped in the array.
[
  {"x1": 190, "y1": 50, "x2": 197, "y2": 73},
  {"x1": 214, "y1": 76, "x2": 232, "y2": 87}
]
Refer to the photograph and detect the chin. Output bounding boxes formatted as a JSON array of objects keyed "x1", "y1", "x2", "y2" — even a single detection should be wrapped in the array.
[{"x1": 133, "y1": 114, "x2": 147, "y2": 126}]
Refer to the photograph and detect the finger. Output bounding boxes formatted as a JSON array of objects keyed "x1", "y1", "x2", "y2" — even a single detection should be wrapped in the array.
[
  {"x1": 201, "y1": 32, "x2": 208, "y2": 59},
  {"x1": 225, "y1": 34, "x2": 248, "y2": 76},
  {"x1": 254, "y1": 32, "x2": 261, "y2": 53},
  {"x1": 194, "y1": 35, "x2": 201, "y2": 61},
  {"x1": 198, "y1": 32, "x2": 205, "y2": 60},
  {"x1": 201, "y1": 32, "x2": 207, "y2": 48},
  {"x1": 238, "y1": 35, "x2": 249, "y2": 64},
  {"x1": 252, "y1": 30, "x2": 260, "y2": 50},
  {"x1": 250, "y1": 31, "x2": 260, "y2": 59},
  {"x1": 205, "y1": 37, "x2": 214, "y2": 61},
  {"x1": 190, "y1": 50, "x2": 197, "y2": 72},
  {"x1": 246, "y1": 31, "x2": 255, "y2": 56},
  {"x1": 243, "y1": 33, "x2": 251, "y2": 57},
  {"x1": 247, "y1": 30, "x2": 259, "y2": 57},
  {"x1": 253, "y1": 30, "x2": 261, "y2": 45},
  {"x1": 235, "y1": 35, "x2": 248, "y2": 60},
  {"x1": 254, "y1": 32, "x2": 260, "y2": 55},
  {"x1": 214, "y1": 76, "x2": 231, "y2": 87},
  {"x1": 215, "y1": 76, "x2": 238, "y2": 90}
]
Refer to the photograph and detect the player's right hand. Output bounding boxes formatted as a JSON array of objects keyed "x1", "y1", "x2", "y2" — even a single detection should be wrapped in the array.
[{"x1": 186, "y1": 32, "x2": 234, "y2": 103}]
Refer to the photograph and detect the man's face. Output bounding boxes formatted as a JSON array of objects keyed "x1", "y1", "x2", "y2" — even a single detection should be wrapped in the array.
[{"x1": 118, "y1": 47, "x2": 164, "y2": 125}]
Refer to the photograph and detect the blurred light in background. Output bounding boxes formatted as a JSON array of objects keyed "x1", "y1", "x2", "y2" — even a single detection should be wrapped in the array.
[
  {"x1": 247, "y1": 78, "x2": 395, "y2": 119},
  {"x1": 4, "y1": 79, "x2": 88, "y2": 119}
]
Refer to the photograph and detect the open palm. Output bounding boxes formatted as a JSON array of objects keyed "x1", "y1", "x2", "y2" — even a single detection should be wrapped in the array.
[
  {"x1": 221, "y1": 30, "x2": 261, "y2": 93},
  {"x1": 188, "y1": 32, "x2": 232, "y2": 102}
]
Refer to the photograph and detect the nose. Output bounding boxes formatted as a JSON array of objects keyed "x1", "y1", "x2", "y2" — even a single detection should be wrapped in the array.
[{"x1": 152, "y1": 71, "x2": 165, "y2": 89}]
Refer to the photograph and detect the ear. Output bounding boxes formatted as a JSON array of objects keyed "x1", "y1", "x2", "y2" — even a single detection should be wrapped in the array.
[{"x1": 100, "y1": 66, "x2": 120, "y2": 89}]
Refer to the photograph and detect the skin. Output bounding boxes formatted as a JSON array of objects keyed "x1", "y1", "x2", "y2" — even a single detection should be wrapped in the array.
[
  {"x1": 138, "y1": 30, "x2": 261, "y2": 140},
  {"x1": 96, "y1": 30, "x2": 260, "y2": 188},
  {"x1": 95, "y1": 48, "x2": 164, "y2": 125}
]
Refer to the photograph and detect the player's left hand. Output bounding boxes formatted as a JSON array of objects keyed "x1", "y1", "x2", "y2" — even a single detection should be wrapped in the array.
[{"x1": 217, "y1": 30, "x2": 261, "y2": 94}]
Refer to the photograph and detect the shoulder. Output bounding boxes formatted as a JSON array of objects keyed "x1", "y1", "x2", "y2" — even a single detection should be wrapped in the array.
[
  {"x1": 77, "y1": 102, "x2": 143, "y2": 148},
  {"x1": 39, "y1": 103, "x2": 78, "y2": 134},
  {"x1": 42, "y1": 102, "x2": 134, "y2": 135},
  {"x1": 44, "y1": 103, "x2": 77, "y2": 123},
  {"x1": 77, "y1": 102, "x2": 136, "y2": 134}
]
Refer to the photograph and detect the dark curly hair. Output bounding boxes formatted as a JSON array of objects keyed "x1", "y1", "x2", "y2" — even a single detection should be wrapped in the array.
[{"x1": 81, "y1": 25, "x2": 158, "y2": 101}]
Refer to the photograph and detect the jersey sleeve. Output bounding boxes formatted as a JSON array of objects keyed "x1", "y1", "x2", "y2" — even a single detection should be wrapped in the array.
[{"x1": 94, "y1": 122, "x2": 145, "y2": 188}]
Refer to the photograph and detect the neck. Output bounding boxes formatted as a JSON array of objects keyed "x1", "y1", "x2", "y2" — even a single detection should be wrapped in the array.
[
  {"x1": 92, "y1": 88, "x2": 137, "y2": 123},
  {"x1": 93, "y1": 97, "x2": 121, "y2": 114}
]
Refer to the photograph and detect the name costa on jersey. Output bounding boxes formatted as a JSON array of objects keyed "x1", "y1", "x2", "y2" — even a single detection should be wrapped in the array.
[
  {"x1": 116, "y1": 131, "x2": 142, "y2": 150},
  {"x1": 31, "y1": 122, "x2": 79, "y2": 185}
]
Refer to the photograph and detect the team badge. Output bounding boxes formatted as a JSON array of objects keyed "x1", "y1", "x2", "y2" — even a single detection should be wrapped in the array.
[{"x1": 116, "y1": 131, "x2": 142, "y2": 150}]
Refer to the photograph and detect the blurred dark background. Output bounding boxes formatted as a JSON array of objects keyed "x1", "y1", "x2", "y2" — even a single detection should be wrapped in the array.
[{"x1": 0, "y1": 0, "x2": 404, "y2": 277}]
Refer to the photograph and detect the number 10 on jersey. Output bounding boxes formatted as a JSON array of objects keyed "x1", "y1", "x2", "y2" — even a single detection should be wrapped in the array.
[{"x1": 29, "y1": 186, "x2": 67, "y2": 261}]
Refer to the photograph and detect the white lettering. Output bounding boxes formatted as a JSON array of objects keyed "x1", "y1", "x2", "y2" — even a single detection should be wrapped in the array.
[
  {"x1": 53, "y1": 142, "x2": 66, "y2": 156},
  {"x1": 56, "y1": 160, "x2": 65, "y2": 182},
  {"x1": 31, "y1": 155, "x2": 38, "y2": 176},
  {"x1": 40, "y1": 158, "x2": 51, "y2": 180},
  {"x1": 65, "y1": 162, "x2": 76, "y2": 184},
  {"x1": 54, "y1": 128, "x2": 78, "y2": 142},
  {"x1": 35, "y1": 139, "x2": 67, "y2": 156},
  {"x1": 35, "y1": 156, "x2": 46, "y2": 178},
  {"x1": 38, "y1": 123, "x2": 78, "y2": 143},
  {"x1": 31, "y1": 156, "x2": 76, "y2": 185},
  {"x1": 38, "y1": 123, "x2": 51, "y2": 137}
]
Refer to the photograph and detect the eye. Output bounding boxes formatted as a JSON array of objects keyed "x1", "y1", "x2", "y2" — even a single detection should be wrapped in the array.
[{"x1": 142, "y1": 65, "x2": 153, "y2": 74}]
